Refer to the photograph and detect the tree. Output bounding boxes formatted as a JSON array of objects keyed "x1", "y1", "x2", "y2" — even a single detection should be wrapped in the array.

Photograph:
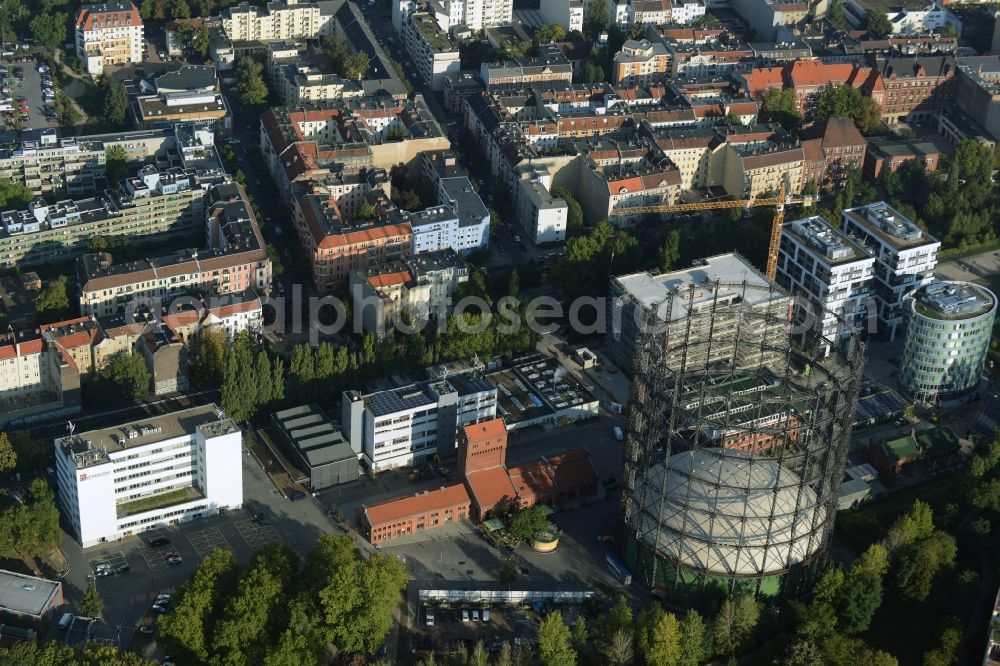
[
  {"x1": 838, "y1": 572, "x2": 882, "y2": 634},
  {"x1": 0, "y1": 432, "x2": 17, "y2": 474},
  {"x1": 0, "y1": 179, "x2": 32, "y2": 210},
  {"x1": 762, "y1": 88, "x2": 801, "y2": 132},
  {"x1": 176, "y1": 23, "x2": 210, "y2": 57},
  {"x1": 506, "y1": 268, "x2": 520, "y2": 300},
  {"x1": 537, "y1": 611, "x2": 576, "y2": 666},
  {"x1": 103, "y1": 352, "x2": 150, "y2": 401},
  {"x1": 865, "y1": 9, "x2": 893, "y2": 37},
  {"x1": 659, "y1": 229, "x2": 682, "y2": 272},
  {"x1": 159, "y1": 549, "x2": 239, "y2": 661},
  {"x1": 679, "y1": 610, "x2": 707, "y2": 666},
  {"x1": 355, "y1": 202, "x2": 376, "y2": 220},
  {"x1": 571, "y1": 616, "x2": 588, "y2": 655},
  {"x1": 256, "y1": 351, "x2": 274, "y2": 407},
  {"x1": 100, "y1": 77, "x2": 128, "y2": 127},
  {"x1": 36, "y1": 277, "x2": 70, "y2": 323},
  {"x1": 342, "y1": 51, "x2": 370, "y2": 80},
  {"x1": 605, "y1": 628, "x2": 633, "y2": 666},
  {"x1": 8, "y1": 431, "x2": 47, "y2": 473},
  {"x1": 534, "y1": 24, "x2": 566, "y2": 45},
  {"x1": 713, "y1": 595, "x2": 759, "y2": 656},
  {"x1": 922, "y1": 624, "x2": 961, "y2": 666},
  {"x1": 500, "y1": 556, "x2": 519, "y2": 585},
  {"x1": 895, "y1": 531, "x2": 957, "y2": 602},
  {"x1": 507, "y1": 505, "x2": 550, "y2": 542},
  {"x1": 552, "y1": 187, "x2": 583, "y2": 236},
  {"x1": 30, "y1": 13, "x2": 67, "y2": 50},
  {"x1": 829, "y1": 0, "x2": 848, "y2": 31},
  {"x1": 191, "y1": 327, "x2": 227, "y2": 388},
  {"x1": 584, "y1": 0, "x2": 609, "y2": 37},
  {"x1": 80, "y1": 580, "x2": 104, "y2": 619},
  {"x1": 235, "y1": 57, "x2": 269, "y2": 109},
  {"x1": 637, "y1": 605, "x2": 682, "y2": 666},
  {"x1": 814, "y1": 86, "x2": 881, "y2": 134}
]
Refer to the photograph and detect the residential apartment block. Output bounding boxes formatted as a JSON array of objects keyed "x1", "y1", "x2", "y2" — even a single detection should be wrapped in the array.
[
  {"x1": 799, "y1": 117, "x2": 867, "y2": 188},
  {"x1": 538, "y1": 0, "x2": 583, "y2": 32},
  {"x1": 55, "y1": 404, "x2": 242, "y2": 547},
  {"x1": 841, "y1": 202, "x2": 940, "y2": 340},
  {"x1": 75, "y1": 2, "x2": 144, "y2": 75},
  {"x1": 76, "y1": 182, "x2": 272, "y2": 317},
  {"x1": 479, "y1": 46, "x2": 574, "y2": 90},
  {"x1": 0, "y1": 165, "x2": 219, "y2": 269},
  {"x1": 349, "y1": 249, "x2": 468, "y2": 333},
  {"x1": 221, "y1": 0, "x2": 322, "y2": 41},
  {"x1": 403, "y1": 12, "x2": 461, "y2": 91},
  {"x1": 516, "y1": 168, "x2": 568, "y2": 244},
  {"x1": 341, "y1": 371, "x2": 498, "y2": 470},
  {"x1": 777, "y1": 216, "x2": 876, "y2": 350},
  {"x1": 878, "y1": 56, "x2": 957, "y2": 123},
  {"x1": 613, "y1": 39, "x2": 670, "y2": 85},
  {"x1": 292, "y1": 190, "x2": 412, "y2": 291},
  {"x1": 0, "y1": 331, "x2": 81, "y2": 427}
]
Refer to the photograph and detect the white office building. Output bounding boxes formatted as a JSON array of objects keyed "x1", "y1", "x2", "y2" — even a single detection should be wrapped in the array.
[
  {"x1": 54, "y1": 404, "x2": 243, "y2": 547},
  {"x1": 342, "y1": 373, "x2": 497, "y2": 471},
  {"x1": 777, "y1": 216, "x2": 876, "y2": 351},
  {"x1": 841, "y1": 202, "x2": 940, "y2": 341}
]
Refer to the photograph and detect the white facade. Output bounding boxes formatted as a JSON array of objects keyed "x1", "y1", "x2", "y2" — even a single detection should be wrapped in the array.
[
  {"x1": 409, "y1": 207, "x2": 461, "y2": 255},
  {"x1": 517, "y1": 170, "x2": 568, "y2": 244},
  {"x1": 342, "y1": 374, "x2": 497, "y2": 470},
  {"x1": 54, "y1": 405, "x2": 243, "y2": 547},
  {"x1": 777, "y1": 216, "x2": 876, "y2": 350},
  {"x1": 463, "y1": 0, "x2": 513, "y2": 29},
  {"x1": 670, "y1": 0, "x2": 706, "y2": 23},
  {"x1": 438, "y1": 177, "x2": 491, "y2": 254},
  {"x1": 221, "y1": 0, "x2": 321, "y2": 41},
  {"x1": 75, "y1": 2, "x2": 144, "y2": 76},
  {"x1": 841, "y1": 202, "x2": 940, "y2": 341},
  {"x1": 539, "y1": 0, "x2": 584, "y2": 32},
  {"x1": 608, "y1": 0, "x2": 631, "y2": 25}
]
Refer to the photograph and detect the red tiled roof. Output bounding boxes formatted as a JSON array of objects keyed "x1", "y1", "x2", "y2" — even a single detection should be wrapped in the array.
[
  {"x1": 507, "y1": 449, "x2": 598, "y2": 502},
  {"x1": 75, "y1": 2, "x2": 141, "y2": 30},
  {"x1": 741, "y1": 66, "x2": 785, "y2": 98},
  {"x1": 787, "y1": 61, "x2": 857, "y2": 88},
  {"x1": 741, "y1": 147, "x2": 804, "y2": 170},
  {"x1": 463, "y1": 418, "x2": 507, "y2": 443},
  {"x1": 363, "y1": 483, "x2": 470, "y2": 526},
  {"x1": 465, "y1": 468, "x2": 518, "y2": 513},
  {"x1": 0, "y1": 337, "x2": 44, "y2": 361},
  {"x1": 368, "y1": 270, "x2": 413, "y2": 289}
]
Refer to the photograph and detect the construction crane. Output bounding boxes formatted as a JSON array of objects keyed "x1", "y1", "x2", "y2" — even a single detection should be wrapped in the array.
[{"x1": 608, "y1": 182, "x2": 819, "y2": 281}]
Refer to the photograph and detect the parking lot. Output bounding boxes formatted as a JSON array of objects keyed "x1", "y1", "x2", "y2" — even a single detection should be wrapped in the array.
[
  {"x1": 187, "y1": 527, "x2": 233, "y2": 557},
  {"x1": 234, "y1": 518, "x2": 282, "y2": 549},
  {"x1": 88, "y1": 550, "x2": 129, "y2": 574},
  {"x1": 2, "y1": 57, "x2": 54, "y2": 131}
]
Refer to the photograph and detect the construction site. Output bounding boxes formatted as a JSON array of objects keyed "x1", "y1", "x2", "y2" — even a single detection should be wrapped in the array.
[{"x1": 618, "y1": 274, "x2": 866, "y2": 601}]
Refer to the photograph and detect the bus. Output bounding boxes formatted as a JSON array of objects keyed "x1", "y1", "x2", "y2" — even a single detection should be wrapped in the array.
[{"x1": 606, "y1": 552, "x2": 632, "y2": 585}]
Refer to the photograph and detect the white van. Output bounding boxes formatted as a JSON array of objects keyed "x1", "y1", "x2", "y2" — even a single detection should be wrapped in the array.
[
  {"x1": 613, "y1": 427, "x2": 624, "y2": 441},
  {"x1": 57, "y1": 612, "x2": 73, "y2": 630}
]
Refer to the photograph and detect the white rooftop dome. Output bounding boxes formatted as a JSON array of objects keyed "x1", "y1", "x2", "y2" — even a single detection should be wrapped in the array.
[{"x1": 634, "y1": 448, "x2": 825, "y2": 577}]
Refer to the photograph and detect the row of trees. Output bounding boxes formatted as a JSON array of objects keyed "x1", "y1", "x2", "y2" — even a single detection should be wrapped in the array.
[
  {"x1": 880, "y1": 139, "x2": 997, "y2": 251},
  {"x1": 0, "y1": 434, "x2": 62, "y2": 561},
  {"x1": 158, "y1": 535, "x2": 407, "y2": 664}
]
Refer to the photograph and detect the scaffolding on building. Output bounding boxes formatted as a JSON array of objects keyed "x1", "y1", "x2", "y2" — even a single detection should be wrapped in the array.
[{"x1": 619, "y1": 278, "x2": 865, "y2": 596}]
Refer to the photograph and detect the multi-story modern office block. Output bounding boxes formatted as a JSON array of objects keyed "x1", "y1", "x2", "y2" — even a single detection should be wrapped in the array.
[
  {"x1": 841, "y1": 202, "x2": 940, "y2": 341},
  {"x1": 54, "y1": 404, "x2": 242, "y2": 547},
  {"x1": 777, "y1": 216, "x2": 875, "y2": 350},
  {"x1": 341, "y1": 373, "x2": 497, "y2": 471},
  {"x1": 900, "y1": 281, "x2": 997, "y2": 406}
]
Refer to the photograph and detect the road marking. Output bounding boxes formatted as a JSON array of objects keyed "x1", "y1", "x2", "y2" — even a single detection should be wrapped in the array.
[
  {"x1": 234, "y1": 519, "x2": 282, "y2": 549},
  {"x1": 186, "y1": 527, "x2": 232, "y2": 557},
  {"x1": 88, "y1": 550, "x2": 129, "y2": 574},
  {"x1": 137, "y1": 545, "x2": 171, "y2": 572}
]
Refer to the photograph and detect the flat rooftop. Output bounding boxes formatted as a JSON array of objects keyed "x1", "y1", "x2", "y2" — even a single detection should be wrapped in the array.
[
  {"x1": 0, "y1": 569, "x2": 61, "y2": 617},
  {"x1": 614, "y1": 252, "x2": 786, "y2": 322},
  {"x1": 490, "y1": 354, "x2": 598, "y2": 425},
  {"x1": 843, "y1": 201, "x2": 938, "y2": 251},
  {"x1": 784, "y1": 216, "x2": 871, "y2": 266},
  {"x1": 272, "y1": 404, "x2": 356, "y2": 467},
  {"x1": 910, "y1": 281, "x2": 996, "y2": 320},
  {"x1": 56, "y1": 403, "x2": 237, "y2": 469}
]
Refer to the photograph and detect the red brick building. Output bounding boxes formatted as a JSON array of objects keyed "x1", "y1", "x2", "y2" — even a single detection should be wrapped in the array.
[
  {"x1": 863, "y1": 138, "x2": 941, "y2": 180},
  {"x1": 800, "y1": 117, "x2": 867, "y2": 188},
  {"x1": 878, "y1": 56, "x2": 957, "y2": 123},
  {"x1": 359, "y1": 484, "x2": 472, "y2": 545},
  {"x1": 358, "y1": 418, "x2": 600, "y2": 544}
]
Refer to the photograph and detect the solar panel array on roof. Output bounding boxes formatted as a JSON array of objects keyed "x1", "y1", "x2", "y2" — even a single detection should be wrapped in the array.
[
  {"x1": 449, "y1": 373, "x2": 495, "y2": 396},
  {"x1": 368, "y1": 385, "x2": 436, "y2": 416}
]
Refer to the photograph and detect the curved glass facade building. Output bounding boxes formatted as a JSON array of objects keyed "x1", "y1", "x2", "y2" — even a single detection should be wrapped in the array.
[{"x1": 900, "y1": 281, "x2": 997, "y2": 406}]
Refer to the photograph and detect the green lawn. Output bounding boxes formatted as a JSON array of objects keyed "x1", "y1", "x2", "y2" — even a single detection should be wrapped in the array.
[
  {"x1": 116, "y1": 486, "x2": 203, "y2": 518},
  {"x1": 833, "y1": 473, "x2": 959, "y2": 553}
]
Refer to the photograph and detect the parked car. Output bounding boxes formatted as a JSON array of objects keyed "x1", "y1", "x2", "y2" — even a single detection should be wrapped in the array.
[
  {"x1": 288, "y1": 490, "x2": 306, "y2": 501},
  {"x1": 481, "y1": 609, "x2": 490, "y2": 622},
  {"x1": 138, "y1": 625, "x2": 155, "y2": 635},
  {"x1": 163, "y1": 550, "x2": 180, "y2": 559},
  {"x1": 150, "y1": 604, "x2": 168, "y2": 614},
  {"x1": 166, "y1": 556, "x2": 182, "y2": 566},
  {"x1": 116, "y1": 564, "x2": 131, "y2": 573},
  {"x1": 461, "y1": 609, "x2": 469, "y2": 622},
  {"x1": 156, "y1": 594, "x2": 171, "y2": 603},
  {"x1": 251, "y1": 512, "x2": 266, "y2": 523},
  {"x1": 95, "y1": 568, "x2": 113, "y2": 578},
  {"x1": 147, "y1": 537, "x2": 169, "y2": 547}
]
